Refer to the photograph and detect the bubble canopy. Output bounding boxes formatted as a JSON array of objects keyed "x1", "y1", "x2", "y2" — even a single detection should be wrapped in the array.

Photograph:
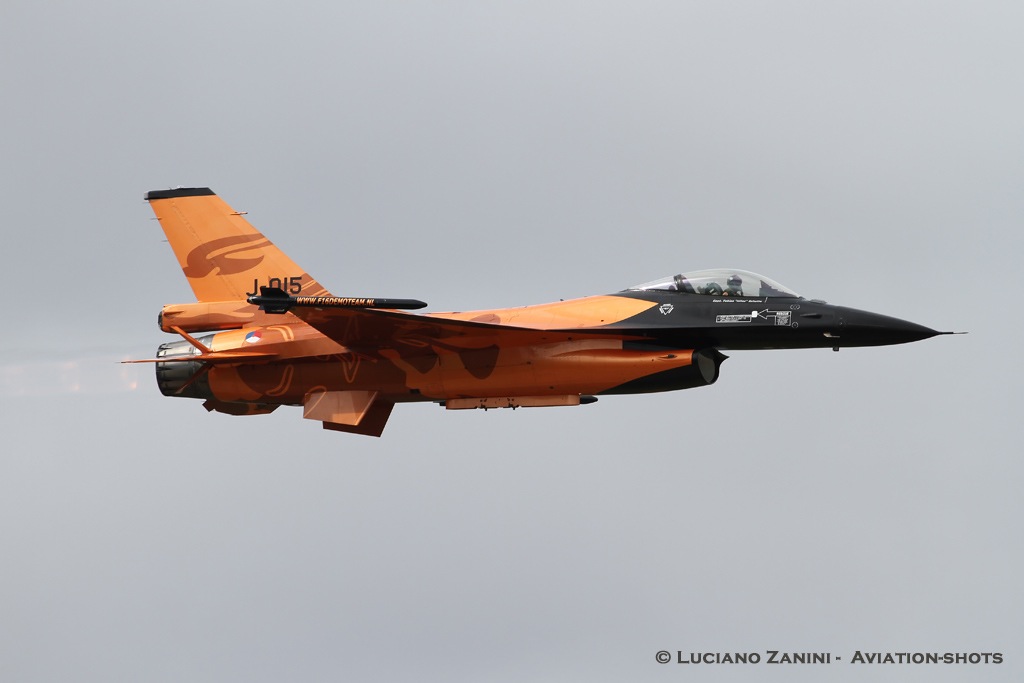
[{"x1": 625, "y1": 269, "x2": 801, "y2": 298}]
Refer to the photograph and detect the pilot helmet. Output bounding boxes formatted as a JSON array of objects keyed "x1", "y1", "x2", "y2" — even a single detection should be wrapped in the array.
[{"x1": 727, "y1": 274, "x2": 742, "y2": 287}]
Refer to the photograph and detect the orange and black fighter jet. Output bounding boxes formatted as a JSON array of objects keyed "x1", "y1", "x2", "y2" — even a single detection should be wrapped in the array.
[{"x1": 130, "y1": 187, "x2": 952, "y2": 437}]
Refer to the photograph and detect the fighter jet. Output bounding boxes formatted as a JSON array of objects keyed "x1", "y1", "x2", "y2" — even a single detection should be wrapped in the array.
[{"x1": 130, "y1": 187, "x2": 951, "y2": 436}]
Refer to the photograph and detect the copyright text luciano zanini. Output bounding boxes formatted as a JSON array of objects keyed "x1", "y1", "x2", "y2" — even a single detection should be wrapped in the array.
[{"x1": 655, "y1": 650, "x2": 1003, "y2": 665}]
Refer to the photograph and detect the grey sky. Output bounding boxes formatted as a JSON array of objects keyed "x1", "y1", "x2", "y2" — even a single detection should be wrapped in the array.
[{"x1": 1, "y1": 1, "x2": 1020, "y2": 681}]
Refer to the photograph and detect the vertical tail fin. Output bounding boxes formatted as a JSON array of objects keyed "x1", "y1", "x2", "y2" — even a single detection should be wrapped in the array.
[{"x1": 145, "y1": 188, "x2": 331, "y2": 302}]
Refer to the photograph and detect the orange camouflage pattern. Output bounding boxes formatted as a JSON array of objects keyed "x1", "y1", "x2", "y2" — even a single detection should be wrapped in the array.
[{"x1": 131, "y1": 188, "x2": 721, "y2": 437}]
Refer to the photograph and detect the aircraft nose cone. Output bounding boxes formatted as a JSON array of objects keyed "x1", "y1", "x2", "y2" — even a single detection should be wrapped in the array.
[{"x1": 835, "y1": 306, "x2": 941, "y2": 347}]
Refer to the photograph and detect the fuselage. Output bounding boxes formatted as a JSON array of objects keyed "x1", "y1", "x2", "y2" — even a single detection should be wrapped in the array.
[
  {"x1": 138, "y1": 187, "x2": 950, "y2": 436},
  {"x1": 155, "y1": 287, "x2": 941, "y2": 409}
]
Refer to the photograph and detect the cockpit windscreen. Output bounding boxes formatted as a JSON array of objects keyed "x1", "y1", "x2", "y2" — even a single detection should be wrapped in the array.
[{"x1": 626, "y1": 269, "x2": 801, "y2": 298}]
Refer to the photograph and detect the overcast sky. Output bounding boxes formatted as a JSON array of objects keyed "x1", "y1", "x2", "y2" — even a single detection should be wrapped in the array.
[{"x1": 1, "y1": 1, "x2": 1021, "y2": 681}]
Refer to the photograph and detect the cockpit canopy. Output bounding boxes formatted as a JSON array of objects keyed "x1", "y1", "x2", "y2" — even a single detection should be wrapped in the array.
[{"x1": 626, "y1": 269, "x2": 801, "y2": 298}]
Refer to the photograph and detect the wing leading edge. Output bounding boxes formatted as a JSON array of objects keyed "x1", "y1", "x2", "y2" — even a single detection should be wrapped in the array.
[{"x1": 250, "y1": 291, "x2": 642, "y2": 353}]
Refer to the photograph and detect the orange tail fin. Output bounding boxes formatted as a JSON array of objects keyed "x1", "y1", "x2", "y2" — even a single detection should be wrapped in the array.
[{"x1": 146, "y1": 188, "x2": 331, "y2": 302}]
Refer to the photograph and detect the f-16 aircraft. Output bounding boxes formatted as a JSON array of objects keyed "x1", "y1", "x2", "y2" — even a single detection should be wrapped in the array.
[{"x1": 131, "y1": 187, "x2": 951, "y2": 436}]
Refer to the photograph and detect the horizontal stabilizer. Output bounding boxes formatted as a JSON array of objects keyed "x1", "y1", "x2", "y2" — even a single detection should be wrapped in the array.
[
  {"x1": 123, "y1": 324, "x2": 277, "y2": 366},
  {"x1": 122, "y1": 350, "x2": 277, "y2": 365}
]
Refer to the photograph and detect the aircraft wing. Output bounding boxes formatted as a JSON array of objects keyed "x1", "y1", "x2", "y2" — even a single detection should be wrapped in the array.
[{"x1": 284, "y1": 305, "x2": 624, "y2": 354}]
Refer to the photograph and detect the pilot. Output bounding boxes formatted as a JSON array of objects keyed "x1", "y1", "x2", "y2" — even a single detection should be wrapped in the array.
[{"x1": 724, "y1": 274, "x2": 743, "y2": 297}]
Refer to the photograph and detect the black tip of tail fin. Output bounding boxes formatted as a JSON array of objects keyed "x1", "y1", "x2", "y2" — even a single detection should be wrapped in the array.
[{"x1": 145, "y1": 187, "x2": 216, "y2": 200}]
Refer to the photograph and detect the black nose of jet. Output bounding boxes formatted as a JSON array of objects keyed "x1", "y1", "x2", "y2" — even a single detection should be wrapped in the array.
[{"x1": 833, "y1": 306, "x2": 943, "y2": 347}]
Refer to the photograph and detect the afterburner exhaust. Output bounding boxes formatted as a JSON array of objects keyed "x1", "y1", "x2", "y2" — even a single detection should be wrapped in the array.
[{"x1": 154, "y1": 336, "x2": 214, "y2": 399}]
